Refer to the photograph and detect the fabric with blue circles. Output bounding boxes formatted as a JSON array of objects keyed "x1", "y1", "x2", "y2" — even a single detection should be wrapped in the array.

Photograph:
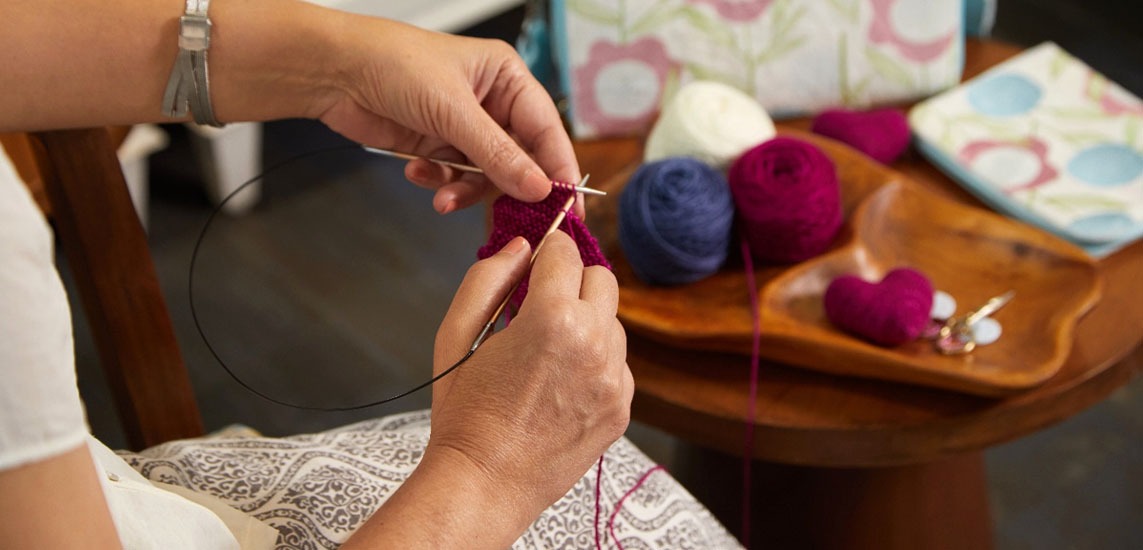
[{"x1": 910, "y1": 42, "x2": 1143, "y2": 256}]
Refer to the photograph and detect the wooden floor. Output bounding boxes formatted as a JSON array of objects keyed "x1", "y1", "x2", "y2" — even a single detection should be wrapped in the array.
[{"x1": 64, "y1": 2, "x2": 1142, "y2": 549}]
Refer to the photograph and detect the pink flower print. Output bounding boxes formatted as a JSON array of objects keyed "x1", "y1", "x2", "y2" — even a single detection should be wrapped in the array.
[
  {"x1": 1085, "y1": 69, "x2": 1143, "y2": 117},
  {"x1": 959, "y1": 138, "x2": 1058, "y2": 194},
  {"x1": 868, "y1": 0, "x2": 957, "y2": 64},
  {"x1": 689, "y1": 0, "x2": 774, "y2": 21},
  {"x1": 573, "y1": 38, "x2": 674, "y2": 136}
]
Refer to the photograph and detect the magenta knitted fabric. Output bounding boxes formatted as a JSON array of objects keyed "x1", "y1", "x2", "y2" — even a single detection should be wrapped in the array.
[
  {"x1": 727, "y1": 137, "x2": 843, "y2": 264},
  {"x1": 823, "y1": 268, "x2": 934, "y2": 346},
  {"x1": 477, "y1": 186, "x2": 611, "y2": 311},
  {"x1": 811, "y1": 108, "x2": 911, "y2": 165}
]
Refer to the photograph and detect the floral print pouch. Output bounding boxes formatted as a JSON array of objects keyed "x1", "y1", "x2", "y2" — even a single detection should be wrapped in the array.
[
  {"x1": 910, "y1": 42, "x2": 1143, "y2": 257},
  {"x1": 553, "y1": 0, "x2": 964, "y2": 138}
]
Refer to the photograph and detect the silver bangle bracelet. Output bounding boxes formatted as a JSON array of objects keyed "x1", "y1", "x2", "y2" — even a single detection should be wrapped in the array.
[{"x1": 162, "y1": 0, "x2": 224, "y2": 127}]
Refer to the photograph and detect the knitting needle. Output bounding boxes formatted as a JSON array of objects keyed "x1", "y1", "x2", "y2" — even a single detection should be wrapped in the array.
[
  {"x1": 363, "y1": 146, "x2": 484, "y2": 173},
  {"x1": 467, "y1": 175, "x2": 588, "y2": 352},
  {"x1": 362, "y1": 146, "x2": 607, "y2": 196}
]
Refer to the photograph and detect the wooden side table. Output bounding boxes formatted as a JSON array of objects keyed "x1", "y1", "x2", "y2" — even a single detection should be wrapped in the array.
[{"x1": 573, "y1": 40, "x2": 1143, "y2": 549}]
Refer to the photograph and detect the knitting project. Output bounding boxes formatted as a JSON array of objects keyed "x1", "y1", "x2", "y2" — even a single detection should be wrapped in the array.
[{"x1": 478, "y1": 185, "x2": 611, "y2": 312}]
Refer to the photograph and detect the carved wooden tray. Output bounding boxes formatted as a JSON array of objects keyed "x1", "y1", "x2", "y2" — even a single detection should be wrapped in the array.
[{"x1": 584, "y1": 132, "x2": 1103, "y2": 396}]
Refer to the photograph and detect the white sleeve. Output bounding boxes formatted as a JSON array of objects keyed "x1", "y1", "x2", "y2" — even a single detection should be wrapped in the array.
[{"x1": 0, "y1": 151, "x2": 89, "y2": 470}]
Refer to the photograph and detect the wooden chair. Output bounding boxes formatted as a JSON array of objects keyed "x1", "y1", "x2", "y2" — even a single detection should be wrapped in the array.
[{"x1": 16, "y1": 128, "x2": 204, "y2": 450}]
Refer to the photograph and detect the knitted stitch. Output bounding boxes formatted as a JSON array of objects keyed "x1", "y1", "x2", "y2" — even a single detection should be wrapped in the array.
[{"x1": 478, "y1": 185, "x2": 611, "y2": 311}]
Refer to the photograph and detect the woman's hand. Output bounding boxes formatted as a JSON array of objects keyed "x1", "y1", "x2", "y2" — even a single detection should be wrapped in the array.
[
  {"x1": 315, "y1": 16, "x2": 581, "y2": 215},
  {"x1": 2, "y1": 0, "x2": 579, "y2": 216},
  {"x1": 346, "y1": 233, "x2": 631, "y2": 548},
  {"x1": 429, "y1": 232, "x2": 631, "y2": 502}
]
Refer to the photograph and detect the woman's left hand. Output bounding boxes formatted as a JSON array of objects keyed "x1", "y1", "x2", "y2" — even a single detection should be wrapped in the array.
[{"x1": 315, "y1": 16, "x2": 581, "y2": 215}]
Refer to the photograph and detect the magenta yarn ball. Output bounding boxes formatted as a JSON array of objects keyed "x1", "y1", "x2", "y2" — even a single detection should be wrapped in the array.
[
  {"x1": 823, "y1": 268, "x2": 934, "y2": 347},
  {"x1": 727, "y1": 137, "x2": 843, "y2": 264},
  {"x1": 811, "y1": 108, "x2": 911, "y2": 165}
]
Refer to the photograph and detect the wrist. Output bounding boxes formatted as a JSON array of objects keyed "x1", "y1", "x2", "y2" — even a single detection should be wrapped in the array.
[
  {"x1": 204, "y1": 0, "x2": 346, "y2": 123},
  {"x1": 345, "y1": 443, "x2": 536, "y2": 549}
]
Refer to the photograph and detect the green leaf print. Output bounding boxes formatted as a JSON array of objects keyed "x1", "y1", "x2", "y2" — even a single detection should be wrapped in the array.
[
  {"x1": 629, "y1": 4, "x2": 682, "y2": 37},
  {"x1": 750, "y1": 0, "x2": 807, "y2": 66},
  {"x1": 1049, "y1": 49, "x2": 1070, "y2": 80},
  {"x1": 826, "y1": 0, "x2": 860, "y2": 24},
  {"x1": 567, "y1": 0, "x2": 621, "y2": 26},
  {"x1": 1127, "y1": 118, "x2": 1140, "y2": 148},
  {"x1": 754, "y1": 35, "x2": 807, "y2": 65},
  {"x1": 1042, "y1": 106, "x2": 1107, "y2": 120},
  {"x1": 865, "y1": 46, "x2": 914, "y2": 89},
  {"x1": 673, "y1": 5, "x2": 738, "y2": 50},
  {"x1": 1042, "y1": 194, "x2": 1128, "y2": 213},
  {"x1": 686, "y1": 62, "x2": 745, "y2": 91},
  {"x1": 772, "y1": 1, "x2": 806, "y2": 38},
  {"x1": 1056, "y1": 132, "x2": 1116, "y2": 146},
  {"x1": 838, "y1": 36, "x2": 850, "y2": 105}
]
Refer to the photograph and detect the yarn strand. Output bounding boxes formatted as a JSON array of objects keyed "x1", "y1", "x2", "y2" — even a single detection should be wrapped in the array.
[
  {"x1": 740, "y1": 234, "x2": 762, "y2": 548},
  {"x1": 607, "y1": 464, "x2": 666, "y2": 550}
]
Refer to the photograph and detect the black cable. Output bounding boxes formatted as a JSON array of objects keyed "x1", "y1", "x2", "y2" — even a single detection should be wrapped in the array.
[{"x1": 188, "y1": 144, "x2": 476, "y2": 411}]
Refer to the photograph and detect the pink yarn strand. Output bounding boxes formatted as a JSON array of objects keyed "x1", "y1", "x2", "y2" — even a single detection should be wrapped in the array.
[
  {"x1": 594, "y1": 455, "x2": 605, "y2": 550},
  {"x1": 607, "y1": 464, "x2": 666, "y2": 550},
  {"x1": 740, "y1": 235, "x2": 761, "y2": 549}
]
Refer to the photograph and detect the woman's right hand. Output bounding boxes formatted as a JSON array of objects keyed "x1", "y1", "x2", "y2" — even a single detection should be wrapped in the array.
[
  {"x1": 345, "y1": 232, "x2": 630, "y2": 548},
  {"x1": 428, "y1": 231, "x2": 632, "y2": 515}
]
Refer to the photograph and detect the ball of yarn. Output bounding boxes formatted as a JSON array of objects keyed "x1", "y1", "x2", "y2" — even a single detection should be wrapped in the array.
[
  {"x1": 811, "y1": 108, "x2": 911, "y2": 165},
  {"x1": 823, "y1": 268, "x2": 934, "y2": 346},
  {"x1": 728, "y1": 137, "x2": 843, "y2": 264},
  {"x1": 619, "y1": 157, "x2": 734, "y2": 286},
  {"x1": 644, "y1": 80, "x2": 776, "y2": 169},
  {"x1": 478, "y1": 186, "x2": 610, "y2": 310}
]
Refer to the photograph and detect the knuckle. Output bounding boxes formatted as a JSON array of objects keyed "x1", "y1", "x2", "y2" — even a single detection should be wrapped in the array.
[
  {"x1": 486, "y1": 38, "x2": 518, "y2": 59},
  {"x1": 465, "y1": 257, "x2": 502, "y2": 281},
  {"x1": 484, "y1": 141, "x2": 523, "y2": 173}
]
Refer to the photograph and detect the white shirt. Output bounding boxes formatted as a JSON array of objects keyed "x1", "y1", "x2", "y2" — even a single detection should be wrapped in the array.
[{"x1": 0, "y1": 151, "x2": 273, "y2": 549}]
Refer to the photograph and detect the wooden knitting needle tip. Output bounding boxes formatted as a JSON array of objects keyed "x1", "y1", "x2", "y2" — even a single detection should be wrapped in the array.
[
  {"x1": 468, "y1": 175, "x2": 587, "y2": 352},
  {"x1": 362, "y1": 146, "x2": 606, "y2": 196}
]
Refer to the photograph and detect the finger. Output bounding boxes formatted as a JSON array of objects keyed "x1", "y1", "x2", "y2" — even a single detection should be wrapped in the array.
[
  {"x1": 580, "y1": 265, "x2": 618, "y2": 316},
  {"x1": 449, "y1": 101, "x2": 552, "y2": 204},
  {"x1": 483, "y1": 59, "x2": 581, "y2": 189},
  {"x1": 404, "y1": 159, "x2": 448, "y2": 192},
  {"x1": 432, "y1": 175, "x2": 494, "y2": 214},
  {"x1": 436, "y1": 237, "x2": 531, "y2": 366},
  {"x1": 572, "y1": 194, "x2": 587, "y2": 221},
  {"x1": 521, "y1": 231, "x2": 583, "y2": 304}
]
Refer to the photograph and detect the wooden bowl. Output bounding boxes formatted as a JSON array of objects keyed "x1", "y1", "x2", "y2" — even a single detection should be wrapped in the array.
[{"x1": 585, "y1": 131, "x2": 1102, "y2": 396}]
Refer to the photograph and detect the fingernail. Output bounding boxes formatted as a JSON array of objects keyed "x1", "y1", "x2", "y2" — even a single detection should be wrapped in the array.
[
  {"x1": 523, "y1": 170, "x2": 551, "y2": 202},
  {"x1": 409, "y1": 165, "x2": 429, "y2": 182},
  {"x1": 501, "y1": 236, "x2": 528, "y2": 256},
  {"x1": 436, "y1": 199, "x2": 456, "y2": 215}
]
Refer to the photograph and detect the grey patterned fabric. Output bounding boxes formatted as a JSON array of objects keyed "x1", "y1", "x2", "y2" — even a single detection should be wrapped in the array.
[{"x1": 118, "y1": 410, "x2": 741, "y2": 549}]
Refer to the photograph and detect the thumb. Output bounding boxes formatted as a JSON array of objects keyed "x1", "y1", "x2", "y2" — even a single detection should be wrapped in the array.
[{"x1": 433, "y1": 236, "x2": 531, "y2": 402}]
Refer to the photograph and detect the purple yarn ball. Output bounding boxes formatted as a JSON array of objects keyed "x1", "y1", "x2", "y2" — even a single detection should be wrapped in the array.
[
  {"x1": 728, "y1": 137, "x2": 843, "y2": 264},
  {"x1": 619, "y1": 157, "x2": 734, "y2": 286}
]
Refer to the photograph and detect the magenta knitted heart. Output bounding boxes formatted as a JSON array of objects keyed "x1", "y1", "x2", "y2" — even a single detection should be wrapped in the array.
[
  {"x1": 811, "y1": 108, "x2": 911, "y2": 165},
  {"x1": 823, "y1": 268, "x2": 934, "y2": 346}
]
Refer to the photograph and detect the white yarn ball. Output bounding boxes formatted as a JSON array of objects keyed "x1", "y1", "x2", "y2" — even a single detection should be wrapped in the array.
[{"x1": 644, "y1": 80, "x2": 776, "y2": 169}]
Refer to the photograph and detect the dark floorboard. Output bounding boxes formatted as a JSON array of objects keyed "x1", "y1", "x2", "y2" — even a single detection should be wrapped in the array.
[{"x1": 64, "y1": 2, "x2": 1141, "y2": 548}]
